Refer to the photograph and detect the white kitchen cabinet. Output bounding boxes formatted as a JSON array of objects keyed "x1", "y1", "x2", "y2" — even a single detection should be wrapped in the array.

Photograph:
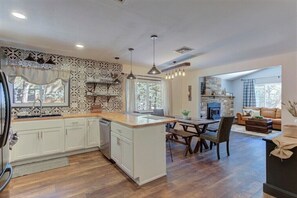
[
  {"x1": 86, "y1": 118, "x2": 100, "y2": 148},
  {"x1": 11, "y1": 130, "x2": 40, "y2": 161},
  {"x1": 11, "y1": 119, "x2": 65, "y2": 162},
  {"x1": 111, "y1": 132, "x2": 121, "y2": 165},
  {"x1": 111, "y1": 123, "x2": 134, "y2": 178},
  {"x1": 110, "y1": 122, "x2": 166, "y2": 185},
  {"x1": 65, "y1": 126, "x2": 85, "y2": 151},
  {"x1": 120, "y1": 136, "x2": 133, "y2": 177},
  {"x1": 64, "y1": 118, "x2": 86, "y2": 151},
  {"x1": 41, "y1": 128, "x2": 64, "y2": 155}
]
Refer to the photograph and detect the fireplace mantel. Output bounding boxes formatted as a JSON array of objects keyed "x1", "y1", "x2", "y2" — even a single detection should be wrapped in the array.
[{"x1": 202, "y1": 95, "x2": 235, "y2": 99}]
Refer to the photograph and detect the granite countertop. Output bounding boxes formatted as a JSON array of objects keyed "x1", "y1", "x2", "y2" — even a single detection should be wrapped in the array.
[{"x1": 12, "y1": 112, "x2": 177, "y2": 128}]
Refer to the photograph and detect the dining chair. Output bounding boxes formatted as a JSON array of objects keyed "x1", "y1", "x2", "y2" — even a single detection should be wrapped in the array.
[
  {"x1": 200, "y1": 116, "x2": 234, "y2": 160},
  {"x1": 152, "y1": 109, "x2": 164, "y2": 116}
]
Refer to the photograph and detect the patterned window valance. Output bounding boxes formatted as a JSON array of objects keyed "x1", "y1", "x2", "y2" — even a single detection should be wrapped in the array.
[{"x1": 2, "y1": 65, "x2": 70, "y2": 85}]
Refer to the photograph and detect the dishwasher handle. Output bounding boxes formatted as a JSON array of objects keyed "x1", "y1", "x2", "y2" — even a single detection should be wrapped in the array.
[{"x1": 99, "y1": 119, "x2": 111, "y2": 126}]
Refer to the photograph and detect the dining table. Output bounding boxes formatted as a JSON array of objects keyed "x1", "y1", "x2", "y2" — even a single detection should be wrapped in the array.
[{"x1": 170, "y1": 116, "x2": 220, "y2": 153}]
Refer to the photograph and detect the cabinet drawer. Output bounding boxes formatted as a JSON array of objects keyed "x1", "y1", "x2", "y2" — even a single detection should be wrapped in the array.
[
  {"x1": 65, "y1": 118, "x2": 85, "y2": 127},
  {"x1": 111, "y1": 122, "x2": 133, "y2": 140}
]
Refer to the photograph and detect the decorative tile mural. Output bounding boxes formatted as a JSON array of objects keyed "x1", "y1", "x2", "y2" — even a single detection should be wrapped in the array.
[{"x1": 1, "y1": 47, "x2": 123, "y2": 115}]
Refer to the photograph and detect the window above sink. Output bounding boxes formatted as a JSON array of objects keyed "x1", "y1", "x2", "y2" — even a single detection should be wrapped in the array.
[{"x1": 10, "y1": 76, "x2": 70, "y2": 107}]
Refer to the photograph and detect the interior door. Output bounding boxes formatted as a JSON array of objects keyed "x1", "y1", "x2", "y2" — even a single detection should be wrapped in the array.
[{"x1": 0, "y1": 71, "x2": 11, "y2": 148}]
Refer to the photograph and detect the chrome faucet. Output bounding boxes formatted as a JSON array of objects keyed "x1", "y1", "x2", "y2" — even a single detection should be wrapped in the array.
[{"x1": 32, "y1": 99, "x2": 43, "y2": 117}]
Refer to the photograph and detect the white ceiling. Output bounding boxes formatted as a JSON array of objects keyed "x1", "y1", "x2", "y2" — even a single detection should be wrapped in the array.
[
  {"x1": 214, "y1": 69, "x2": 260, "y2": 80},
  {"x1": 0, "y1": 0, "x2": 296, "y2": 70}
]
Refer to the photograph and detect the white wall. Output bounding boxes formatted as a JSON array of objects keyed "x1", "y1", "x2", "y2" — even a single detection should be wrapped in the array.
[
  {"x1": 171, "y1": 51, "x2": 297, "y2": 126},
  {"x1": 231, "y1": 66, "x2": 281, "y2": 114}
]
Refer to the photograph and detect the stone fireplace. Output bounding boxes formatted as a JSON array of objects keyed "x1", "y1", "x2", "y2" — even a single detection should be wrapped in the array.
[
  {"x1": 207, "y1": 102, "x2": 221, "y2": 120},
  {"x1": 200, "y1": 76, "x2": 234, "y2": 119}
]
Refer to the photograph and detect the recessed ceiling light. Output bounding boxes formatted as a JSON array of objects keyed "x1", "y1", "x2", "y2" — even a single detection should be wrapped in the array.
[
  {"x1": 75, "y1": 44, "x2": 84, "y2": 48},
  {"x1": 11, "y1": 12, "x2": 26, "y2": 19}
]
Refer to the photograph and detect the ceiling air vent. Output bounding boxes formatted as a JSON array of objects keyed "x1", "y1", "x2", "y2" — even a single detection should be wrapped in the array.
[
  {"x1": 175, "y1": 46, "x2": 193, "y2": 54},
  {"x1": 114, "y1": 0, "x2": 126, "y2": 4}
]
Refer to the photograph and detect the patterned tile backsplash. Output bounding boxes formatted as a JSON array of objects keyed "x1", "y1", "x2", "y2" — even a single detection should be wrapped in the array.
[{"x1": 1, "y1": 47, "x2": 123, "y2": 116}]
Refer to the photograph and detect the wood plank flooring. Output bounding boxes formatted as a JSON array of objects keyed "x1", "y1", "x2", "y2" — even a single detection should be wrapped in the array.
[{"x1": 1, "y1": 132, "x2": 273, "y2": 198}]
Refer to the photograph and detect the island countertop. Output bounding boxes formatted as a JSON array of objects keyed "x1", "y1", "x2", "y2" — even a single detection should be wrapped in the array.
[{"x1": 12, "y1": 112, "x2": 177, "y2": 128}]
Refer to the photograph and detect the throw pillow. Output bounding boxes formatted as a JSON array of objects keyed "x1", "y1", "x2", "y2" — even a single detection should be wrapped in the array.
[
  {"x1": 251, "y1": 110, "x2": 261, "y2": 117},
  {"x1": 243, "y1": 109, "x2": 252, "y2": 116}
]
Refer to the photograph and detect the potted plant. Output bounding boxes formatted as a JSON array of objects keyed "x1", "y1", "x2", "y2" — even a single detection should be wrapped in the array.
[{"x1": 182, "y1": 110, "x2": 190, "y2": 120}]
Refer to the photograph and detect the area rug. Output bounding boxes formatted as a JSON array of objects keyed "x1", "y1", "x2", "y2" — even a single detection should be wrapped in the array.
[{"x1": 231, "y1": 124, "x2": 280, "y2": 137}]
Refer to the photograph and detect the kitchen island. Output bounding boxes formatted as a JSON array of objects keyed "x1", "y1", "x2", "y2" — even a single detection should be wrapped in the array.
[{"x1": 98, "y1": 112, "x2": 176, "y2": 185}]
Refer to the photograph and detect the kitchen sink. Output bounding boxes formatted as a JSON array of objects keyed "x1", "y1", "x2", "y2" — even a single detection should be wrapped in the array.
[{"x1": 16, "y1": 114, "x2": 62, "y2": 119}]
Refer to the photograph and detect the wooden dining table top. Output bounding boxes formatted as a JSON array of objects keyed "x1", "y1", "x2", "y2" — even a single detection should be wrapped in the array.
[{"x1": 170, "y1": 116, "x2": 220, "y2": 126}]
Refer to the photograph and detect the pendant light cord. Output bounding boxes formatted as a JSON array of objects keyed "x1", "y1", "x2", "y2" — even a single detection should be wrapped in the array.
[
  {"x1": 153, "y1": 37, "x2": 155, "y2": 66},
  {"x1": 130, "y1": 50, "x2": 133, "y2": 73}
]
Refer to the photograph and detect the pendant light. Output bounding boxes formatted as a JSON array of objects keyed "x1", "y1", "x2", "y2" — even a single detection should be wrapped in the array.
[
  {"x1": 178, "y1": 69, "x2": 182, "y2": 76},
  {"x1": 147, "y1": 35, "x2": 161, "y2": 75},
  {"x1": 114, "y1": 57, "x2": 121, "y2": 84},
  {"x1": 127, "y1": 48, "x2": 136, "y2": 80},
  {"x1": 182, "y1": 69, "x2": 186, "y2": 76}
]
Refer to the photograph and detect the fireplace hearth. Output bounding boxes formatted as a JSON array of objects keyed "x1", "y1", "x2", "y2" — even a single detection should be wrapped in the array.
[{"x1": 207, "y1": 102, "x2": 221, "y2": 120}]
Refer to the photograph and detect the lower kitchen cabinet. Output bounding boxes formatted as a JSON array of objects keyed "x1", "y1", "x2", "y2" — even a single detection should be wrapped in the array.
[
  {"x1": 120, "y1": 136, "x2": 133, "y2": 177},
  {"x1": 110, "y1": 122, "x2": 166, "y2": 185},
  {"x1": 41, "y1": 128, "x2": 64, "y2": 155},
  {"x1": 11, "y1": 119, "x2": 65, "y2": 161},
  {"x1": 111, "y1": 124, "x2": 134, "y2": 178},
  {"x1": 11, "y1": 130, "x2": 40, "y2": 161},
  {"x1": 65, "y1": 126, "x2": 86, "y2": 151},
  {"x1": 86, "y1": 118, "x2": 100, "y2": 148}
]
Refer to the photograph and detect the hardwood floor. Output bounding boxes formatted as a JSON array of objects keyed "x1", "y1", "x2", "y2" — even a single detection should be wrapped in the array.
[{"x1": 1, "y1": 132, "x2": 273, "y2": 198}]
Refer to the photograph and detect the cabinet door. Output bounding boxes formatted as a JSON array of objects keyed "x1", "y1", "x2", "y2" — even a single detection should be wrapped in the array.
[
  {"x1": 11, "y1": 130, "x2": 40, "y2": 161},
  {"x1": 111, "y1": 132, "x2": 121, "y2": 165},
  {"x1": 121, "y1": 137, "x2": 133, "y2": 177},
  {"x1": 65, "y1": 126, "x2": 85, "y2": 151},
  {"x1": 41, "y1": 128, "x2": 64, "y2": 155},
  {"x1": 86, "y1": 118, "x2": 100, "y2": 148}
]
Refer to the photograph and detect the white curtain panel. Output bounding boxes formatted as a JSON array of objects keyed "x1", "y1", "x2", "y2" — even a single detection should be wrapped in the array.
[
  {"x1": 162, "y1": 79, "x2": 172, "y2": 116},
  {"x1": 125, "y1": 79, "x2": 136, "y2": 113},
  {"x1": 3, "y1": 65, "x2": 70, "y2": 85}
]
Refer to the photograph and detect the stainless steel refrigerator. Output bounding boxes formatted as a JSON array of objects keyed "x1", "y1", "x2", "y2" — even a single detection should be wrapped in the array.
[{"x1": 0, "y1": 70, "x2": 12, "y2": 191}]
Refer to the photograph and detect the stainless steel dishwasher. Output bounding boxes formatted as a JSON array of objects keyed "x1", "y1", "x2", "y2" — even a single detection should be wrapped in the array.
[{"x1": 99, "y1": 119, "x2": 111, "y2": 159}]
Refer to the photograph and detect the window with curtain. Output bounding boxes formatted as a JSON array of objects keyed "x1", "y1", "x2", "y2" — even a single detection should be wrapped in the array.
[
  {"x1": 135, "y1": 79, "x2": 163, "y2": 111},
  {"x1": 10, "y1": 76, "x2": 69, "y2": 107},
  {"x1": 255, "y1": 82, "x2": 281, "y2": 108}
]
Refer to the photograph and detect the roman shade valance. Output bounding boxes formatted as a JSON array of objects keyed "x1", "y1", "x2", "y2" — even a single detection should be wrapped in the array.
[{"x1": 2, "y1": 65, "x2": 70, "y2": 85}]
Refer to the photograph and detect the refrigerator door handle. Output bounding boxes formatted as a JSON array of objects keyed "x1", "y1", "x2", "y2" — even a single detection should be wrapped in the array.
[
  {"x1": 0, "y1": 72, "x2": 11, "y2": 147},
  {"x1": 0, "y1": 163, "x2": 13, "y2": 192}
]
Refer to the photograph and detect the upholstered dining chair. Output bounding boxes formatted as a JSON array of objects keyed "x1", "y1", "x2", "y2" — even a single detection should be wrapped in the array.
[{"x1": 200, "y1": 116, "x2": 234, "y2": 160}]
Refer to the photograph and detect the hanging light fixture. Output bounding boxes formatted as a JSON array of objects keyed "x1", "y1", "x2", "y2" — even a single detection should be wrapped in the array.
[
  {"x1": 165, "y1": 74, "x2": 168, "y2": 79},
  {"x1": 178, "y1": 69, "x2": 182, "y2": 76},
  {"x1": 147, "y1": 35, "x2": 161, "y2": 75},
  {"x1": 171, "y1": 72, "x2": 174, "y2": 79},
  {"x1": 127, "y1": 48, "x2": 136, "y2": 80},
  {"x1": 182, "y1": 69, "x2": 186, "y2": 76},
  {"x1": 168, "y1": 74, "x2": 171, "y2": 79},
  {"x1": 175, "y1": 70, "x2": 178, "y2": 76},
  {"x1": 114, "y1": 57, "x2": 121, "y2": 84}
]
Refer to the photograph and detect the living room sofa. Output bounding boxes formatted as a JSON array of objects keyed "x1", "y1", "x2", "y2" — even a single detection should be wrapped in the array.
[{"x1": 237, "y1": 107, "x2": 281, "y2": 130}]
